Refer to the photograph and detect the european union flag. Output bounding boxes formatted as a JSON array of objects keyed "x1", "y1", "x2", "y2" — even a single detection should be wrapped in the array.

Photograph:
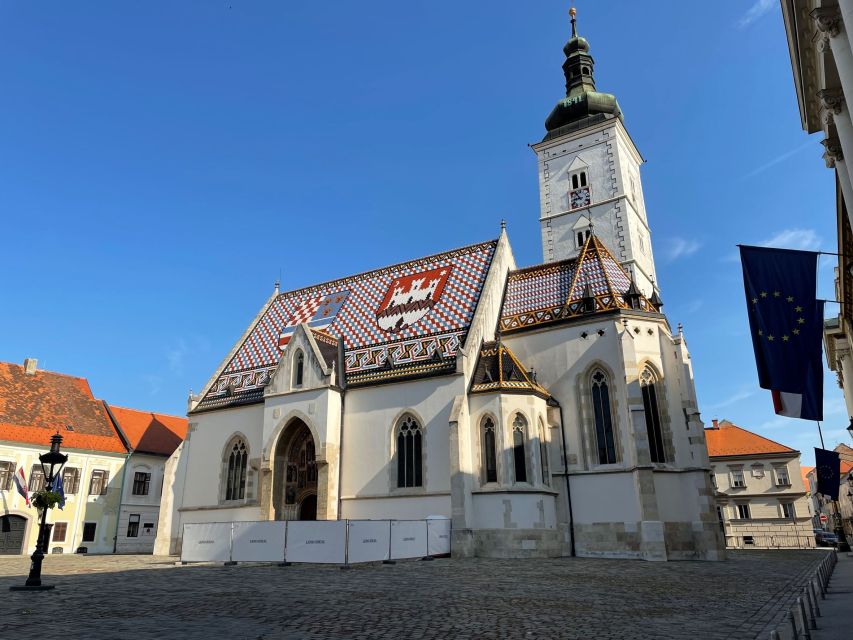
[
  {"x1": 815, "y1": 447, "x2": 841, "y2": 500},
  {"x1": 51, "y1": 472, "x2": 66, "y2": 510},
  {"x1": 740, "y1": 246, "x2": 824, "y2": 419}
]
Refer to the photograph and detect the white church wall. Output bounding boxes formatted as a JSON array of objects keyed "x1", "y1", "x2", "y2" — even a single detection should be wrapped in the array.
[
  {"x1": 154, "y1": 442, "x2": 185, "y2": 555},
  {"x1": 180, "y1": 404, "x2": 265, "y2": 510},
  {"x1": 340, "y1": 375, "x2": 462, "y2": 508},
  {"x1": 471, "y1": 492, "x2": 557, "y2": 530},
  {"x1": 342, "y1": 496, "x2": 450, "y2": 521}
]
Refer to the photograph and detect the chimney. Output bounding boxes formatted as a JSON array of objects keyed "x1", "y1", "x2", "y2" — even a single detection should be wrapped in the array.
[
  {"x1": 23, "y1": 358, "x2": 38, "y2": 375},
  {"x1": 711, "y1": 419, "x2": 719, "y2": 429}
]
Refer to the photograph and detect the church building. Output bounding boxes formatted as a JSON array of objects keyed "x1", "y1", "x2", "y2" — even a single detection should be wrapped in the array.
[{"x1": 159, "y1": 12, "x2": 725, "y2": 561}]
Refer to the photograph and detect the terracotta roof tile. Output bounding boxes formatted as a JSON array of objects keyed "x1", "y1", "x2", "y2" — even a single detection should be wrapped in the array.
[
  {"x1": 0, "y1": 362, "x2": 126, "y2": 453},
  {"x1": 106, "y1": 404, "x2": 188, "y2": 457},
  {"x1": 801, "y1": 465, "x2": 814, "y2": 490},
  {"x1": 704, "y1": 420, "x2": 797, "y2": 458}
]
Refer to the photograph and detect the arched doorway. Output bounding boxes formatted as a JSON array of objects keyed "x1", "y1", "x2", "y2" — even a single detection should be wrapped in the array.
[
  {"x1": 273, "y1": 420, "x2": 318, "y2": 521},
  {"x1": 0, "y1": 515, "x2": 27, "y2": 555}
]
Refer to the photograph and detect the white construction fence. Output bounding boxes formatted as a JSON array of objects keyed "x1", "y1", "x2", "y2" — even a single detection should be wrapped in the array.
[{"x1": 180, "y1": 518, "x2": 451, "y2": 565}]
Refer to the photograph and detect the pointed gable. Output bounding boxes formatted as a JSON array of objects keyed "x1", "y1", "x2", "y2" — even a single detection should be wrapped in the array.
[
  {"x1": 471, "y1": 341, "x2": 549, "y2": 398},
  {"x1": 499, "y1": 234, "x2": 656, "y2": 333},
  {"x1": 195, "y1": 239, "x2": 497, "y2": 412}
]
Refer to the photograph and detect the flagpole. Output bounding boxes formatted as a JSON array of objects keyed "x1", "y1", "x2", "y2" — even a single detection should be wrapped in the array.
[{"x1": 816, "y1": 421, "x2": 826, "y2": 449}]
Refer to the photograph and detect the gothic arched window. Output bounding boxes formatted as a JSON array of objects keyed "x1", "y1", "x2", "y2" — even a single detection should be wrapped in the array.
[
  {"x1": 640, "y1": 368, "x2": 667, "y2": 463},
  {"x1": 538, "y1": 419, "x2": 550, "y2": 485},
  {"x1": 591, "y1": 370, "x2": 617, "y2": 464},
  {"x1": 396, "y1": 415, "x2": 423, "y2": 488},
  {"x1": 225, "y1": 438, "x2": 248, "y2": 501},
  {"x1": 482, "y1": 417, "x2": 498, "y2": 484},
  {"x1": 512, "y1": 413, "x2": 528, "y2": 483},
  {"x1": 293, "y1": 350, "x2": 304, "y2": 388}
]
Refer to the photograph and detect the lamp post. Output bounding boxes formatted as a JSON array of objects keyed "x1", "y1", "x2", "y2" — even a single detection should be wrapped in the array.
[{"x1": 10, "y1": 433, "x2": 67, "y2": 592}]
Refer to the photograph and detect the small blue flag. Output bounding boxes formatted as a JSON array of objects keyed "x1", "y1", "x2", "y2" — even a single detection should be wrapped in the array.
[
  {"x1": 52, "y1": 472, "x2": 66, "y2": 510},
  {"x1": 740, "y1": 245, "x2": 824, "y2": 419},
  {"x1": 815, "y1": 447, "x2": 841, "y2": 500}
]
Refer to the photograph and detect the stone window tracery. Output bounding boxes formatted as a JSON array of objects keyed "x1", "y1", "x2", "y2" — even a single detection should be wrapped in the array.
[
  {"x1": 591, "y1": 369, "x2": 618, "y2": 464},
  {"x1": 225, "y1": 438, "x2": 248, "y2": 501},
  {"x1": 640, "y1": 367, "x2": 667, "y2": 463},
  {"x1": 293, "y1": 350, "x2": 304, "y2": 388},
  {"x1": 396, "y1": 415, "x2": 423, "y2": 488},
  {"x1": 482, "y1": 417, "x2": 498, "y2": 484},
  {"x1": 512, "y1": 413, "x2": 528, "y2": 483}
]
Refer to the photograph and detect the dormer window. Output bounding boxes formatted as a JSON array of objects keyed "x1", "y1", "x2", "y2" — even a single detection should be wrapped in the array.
[{"x1": 576, "y1": 229, "x2": 591, "y2": 248}]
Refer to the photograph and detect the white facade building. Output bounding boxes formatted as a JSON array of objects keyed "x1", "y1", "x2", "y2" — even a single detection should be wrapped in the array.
[
  {"x1": 707, "y1": 420, "x2": 815, "y2": 549},
  {"x1": 158, "y1": 13, "x2": 724, "y2": 561}
]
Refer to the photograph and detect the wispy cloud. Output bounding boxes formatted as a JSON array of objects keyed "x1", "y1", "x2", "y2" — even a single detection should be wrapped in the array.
[
  {"x1": 705, "y1": 388, "x2": 757, "y2": 411},
  {"x1": 167, "y1": 339, "x2": 189, "y2": 374},
  {"x1": 760, "y1": 228, "x2": 822, "y2": 251},
  {"x1": 742, "y1": 139, "x2": 815, "y2": 179},
  {"x1": 663, "y1": 237, "x2": 701, "y2": 262},
  {"x1": 684, "y1": 299, "x2": 704, "y2": 314},
  {"x1": 736, "y1": 0, "x2": 776, "y2": 29}
]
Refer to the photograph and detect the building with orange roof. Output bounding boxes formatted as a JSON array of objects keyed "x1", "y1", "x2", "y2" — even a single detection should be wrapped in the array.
[
  {"x1": 0, "y1": 358, "x2": 127, "y2": 555},
  {"x1": 104, "y1": 404, "x2": 188, "y2": 554},
  {"x1": 0, "y1": 358, "x2": 186, "y2": 556},
  {"x1": 705, "y1": 419, "x2": 814, "y2": 549}
]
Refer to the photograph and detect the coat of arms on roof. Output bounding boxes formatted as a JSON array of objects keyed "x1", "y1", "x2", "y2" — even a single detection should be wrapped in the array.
[
  {"x1": 278, "y1": 289, "x2": 349, "y2": 349},
  {"x1": 376, "y1": 266, "x2": 452, "y2": 333}
]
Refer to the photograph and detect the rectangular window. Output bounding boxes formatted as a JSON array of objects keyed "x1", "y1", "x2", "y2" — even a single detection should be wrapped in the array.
[
  {"x1": 731, "y1": 469, "x2": 746, "y2": 488},
  {"x1": 82, "y1": 522, "x2": 97, "y2": 543},
  {"x1": 63, "y1": 467, "x2": 81, "y2": 494},
  {"x1": 709, "y1": 472, "x2": 717, "y2": 489},
  {"x1": 52, "y1": 522, "x2": 68, "y2": 542},
  {"x1": 0, "y1": 461, "x2": 14, "y2": 490},
  {"x1": 89, "y1": 469, "x2": 109, "y2": 495},
  {"x1": 132, "y1": 472, "x2": 151, "y2": 496},
  {"x1": 127, "y1": 514, "x2": 140, "y2": 538},
  {"x1": 775, "y1": 466, "x2": 791, "y2": 487},
  {"x1": 28, "y1": 466, "x2": 45, "y2": 492},
  {"x1": 781, "y1": 502, "x2": 795, "y2": 519},
  {"x1": 736, "y1": 503, "x2": 751, "y2": 520}
]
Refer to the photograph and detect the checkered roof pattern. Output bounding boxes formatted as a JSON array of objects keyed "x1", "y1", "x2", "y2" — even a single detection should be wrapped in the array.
[
  {"x1": 502, "y1": 235, "x2": 633, "y2": 320},
  {"x1": 218, "y1": 240, "x2": 497, "y2": 378}
]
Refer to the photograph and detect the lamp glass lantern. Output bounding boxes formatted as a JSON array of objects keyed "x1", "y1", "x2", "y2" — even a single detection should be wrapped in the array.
[{"x1": 39, "y1": 433, "x2": 68, "y2": 487}]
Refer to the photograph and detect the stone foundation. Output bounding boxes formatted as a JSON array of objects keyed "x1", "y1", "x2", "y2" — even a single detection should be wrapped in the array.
[
  {"x1": 452, "y1": 528, "x2": 564, "y2": 559},
  {"x1": 574, "y1": 520, "x2": 726, "y2": 561}
]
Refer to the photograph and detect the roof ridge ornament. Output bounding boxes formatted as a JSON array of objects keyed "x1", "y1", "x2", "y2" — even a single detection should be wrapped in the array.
[{"x1": 570, "y1": 5, "x2": 577, "y2": 38}]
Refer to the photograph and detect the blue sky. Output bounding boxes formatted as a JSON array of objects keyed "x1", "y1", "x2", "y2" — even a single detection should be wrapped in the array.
[{"x1": 0, "y1": 1, "x2": 847, "y2": 462}]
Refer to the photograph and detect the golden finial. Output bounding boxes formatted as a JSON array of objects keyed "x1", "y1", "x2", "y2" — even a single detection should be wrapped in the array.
[{"x1": 570, "y1": 6, "x2": 577, "y2": 37}]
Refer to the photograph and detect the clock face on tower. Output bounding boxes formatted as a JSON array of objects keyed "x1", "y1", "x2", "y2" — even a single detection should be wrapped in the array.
[{"x1": 570, "y1": 186, "x2": 591, "y2": 210}]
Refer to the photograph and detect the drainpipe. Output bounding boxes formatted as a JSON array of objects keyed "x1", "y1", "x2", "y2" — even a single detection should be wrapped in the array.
[
  {"x1": 336, "y1": 340, "x2": 347, "y2": 521},
  {"x1": 548, "y1": 396, "x2": 575, "y2": 557}
]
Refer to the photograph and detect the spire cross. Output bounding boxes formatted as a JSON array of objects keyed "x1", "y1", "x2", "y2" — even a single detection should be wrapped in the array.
[{"x1": 570, "y1": 6, "x2": 577, "y2": 37}]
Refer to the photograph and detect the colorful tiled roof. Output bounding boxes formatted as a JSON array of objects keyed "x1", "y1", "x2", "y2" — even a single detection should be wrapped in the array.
[
  {"x1": 105, "y1": 404, "x2": 188, "y2": 457},
  {"x1": 0, "y1": 362, "x2": 126, "y2": 454},
  {"x1": 470, "y1": 341, "x2": 549, "y2": 398},
  {"x1": 197, "y1": 239, "x2": 497, "y2": 411},
  {"x1": 499, "y1": 234, "x2": 657, "y2": 333},
  {"x1": 704, "y1": 420, "x2": 797, "y2": 457}
]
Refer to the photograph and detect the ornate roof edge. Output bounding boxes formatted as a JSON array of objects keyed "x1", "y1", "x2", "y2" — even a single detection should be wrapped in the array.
[{"x1": 192, "y1": 285, "x2": 281, "y2": 412}]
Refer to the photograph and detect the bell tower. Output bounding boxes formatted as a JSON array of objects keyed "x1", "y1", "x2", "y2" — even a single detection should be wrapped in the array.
[{"x1": 532, "y1": 8, "x2": 658, "y2": 296}]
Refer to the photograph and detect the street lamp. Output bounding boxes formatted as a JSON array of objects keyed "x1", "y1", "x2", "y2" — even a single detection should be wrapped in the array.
[{"x1": 10, "y1": 433, "x2": 67, "y2": 591}]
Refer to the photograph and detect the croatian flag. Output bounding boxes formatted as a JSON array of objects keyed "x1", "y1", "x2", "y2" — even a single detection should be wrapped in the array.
[
  {"x1": 11, "y1": 467, "x2": 29, "y2": 507},
  {"x1": 740, "y1": 245, "x2": 824, "y2": 420}
]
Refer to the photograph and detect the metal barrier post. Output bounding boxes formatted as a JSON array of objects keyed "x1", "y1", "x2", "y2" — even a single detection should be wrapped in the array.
[
  {"x1": 225, "y1": 522, "x2": 237, "y2": 565},
  {"x1": 421, "y1": 520, "x2": 434, "y2": 561},
  {"x1": 383, "y1": 520, "x2": 395, "y2": 564},
  {"x1": 340, "y1": 520, "x2": 352, "y2": 570},
  {"x1": 797, "y1": 597, "x2": 812, "y2": 639},
  {"x1": 279, "y1": 521, "x2": 291, "y2": 567}
]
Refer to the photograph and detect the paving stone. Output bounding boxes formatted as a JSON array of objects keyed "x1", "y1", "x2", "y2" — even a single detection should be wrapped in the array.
[{"x1": 0, "y1": 550, "x2": 831, "y2": 639}]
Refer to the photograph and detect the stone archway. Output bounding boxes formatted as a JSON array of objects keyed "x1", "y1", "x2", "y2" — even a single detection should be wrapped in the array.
[{"x1": 272, "y1": 419, "x2": 319, "y2": 521}]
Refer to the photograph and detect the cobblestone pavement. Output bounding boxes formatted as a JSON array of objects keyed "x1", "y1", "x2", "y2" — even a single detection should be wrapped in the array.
[{"x1": 0, "y1": 550, "x2": 831, "y2": 640}]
